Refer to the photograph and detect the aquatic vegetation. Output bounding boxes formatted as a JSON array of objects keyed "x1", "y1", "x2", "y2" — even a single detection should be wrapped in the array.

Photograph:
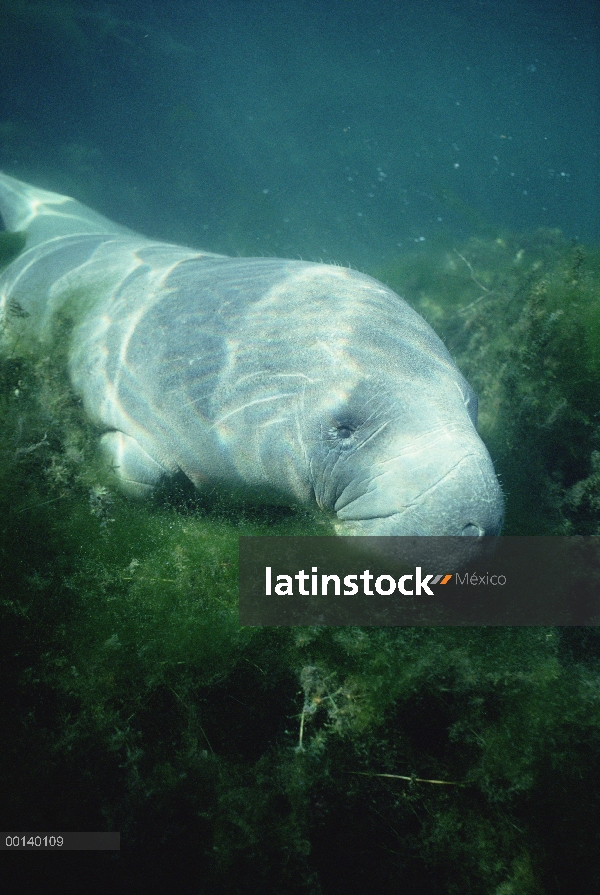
[{"x1": 2, "y1": 235, "x2": 600, "y2": 893}]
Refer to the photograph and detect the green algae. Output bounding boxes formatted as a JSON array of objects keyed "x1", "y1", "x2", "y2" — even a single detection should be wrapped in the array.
[{"x1": 1, "y1": 236, "x2": 600, "y2": 893}]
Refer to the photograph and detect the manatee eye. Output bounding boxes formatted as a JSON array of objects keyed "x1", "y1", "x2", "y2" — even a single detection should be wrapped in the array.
[{"x1": 327, "y1": 419, "x2": 357, "y2": 447}]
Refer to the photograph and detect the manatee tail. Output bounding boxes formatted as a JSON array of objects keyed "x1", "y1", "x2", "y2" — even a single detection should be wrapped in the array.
[{"x1": 0, "y1": 171, "x2": 133, "y2": 248}]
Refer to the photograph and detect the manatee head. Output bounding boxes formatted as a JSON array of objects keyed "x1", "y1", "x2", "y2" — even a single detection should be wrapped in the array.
[
  {"x1": 306, "y1": 375, "x2": 503, "y2": 538},
  {"x1": 252, "y1": 265, "x2": 506, "y2": 539}
]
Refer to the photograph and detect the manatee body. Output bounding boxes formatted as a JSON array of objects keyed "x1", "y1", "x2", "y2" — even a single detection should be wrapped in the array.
[{"x1": 0, "y1": 172, "x2": 503, "y2": 537}]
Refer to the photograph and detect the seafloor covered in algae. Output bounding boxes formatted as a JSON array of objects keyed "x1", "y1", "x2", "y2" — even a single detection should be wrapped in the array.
[{"x1": 1, "y1": 231, "x2": 600, "y2": 893}]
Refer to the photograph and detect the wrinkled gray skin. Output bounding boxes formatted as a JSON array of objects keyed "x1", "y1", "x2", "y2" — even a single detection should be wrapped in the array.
[{"x1": 0, "y1": 172, "x2": 503, "y2": 537}]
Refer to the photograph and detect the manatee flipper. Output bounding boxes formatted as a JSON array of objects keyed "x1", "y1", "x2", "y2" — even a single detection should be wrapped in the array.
[{"x1": 100, "y1": 431, "x2": 171, "y2": 498}]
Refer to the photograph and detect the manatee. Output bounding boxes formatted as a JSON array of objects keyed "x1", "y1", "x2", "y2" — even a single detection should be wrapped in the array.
[{"x1": 0, "y1": 171, "x2": 503, "y2": 537}]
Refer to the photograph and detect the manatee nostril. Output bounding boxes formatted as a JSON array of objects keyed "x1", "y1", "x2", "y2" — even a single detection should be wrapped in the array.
[{"x1": 462, "y1": 522, "x2": 484, "y2": 536}]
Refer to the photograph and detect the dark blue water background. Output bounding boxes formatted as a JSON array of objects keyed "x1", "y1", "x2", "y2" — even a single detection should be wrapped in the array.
[{"x1": 0, "y1": 0, "x2": 598, "y2": 268}]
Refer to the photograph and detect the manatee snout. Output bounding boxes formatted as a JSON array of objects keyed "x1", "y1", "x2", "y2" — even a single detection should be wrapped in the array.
[{"x1": 332, "y1": 428, "x2": 504, "y2": 539}]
